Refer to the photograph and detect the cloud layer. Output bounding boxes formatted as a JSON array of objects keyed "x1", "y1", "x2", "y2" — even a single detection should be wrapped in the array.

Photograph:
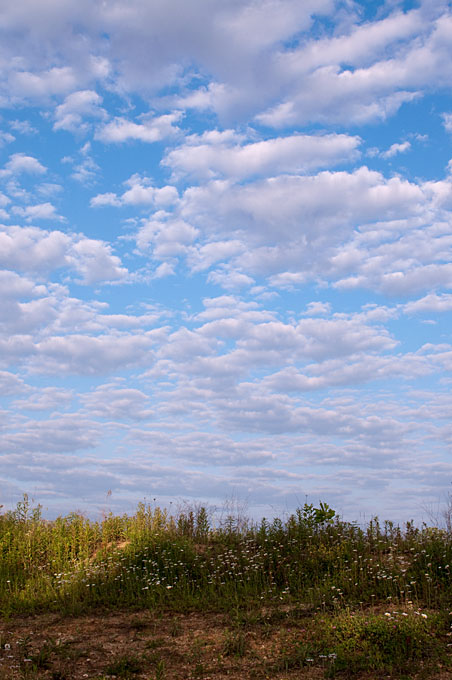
[{"x1": 1, "y1": 0, "x2": 452, "y2": 523}]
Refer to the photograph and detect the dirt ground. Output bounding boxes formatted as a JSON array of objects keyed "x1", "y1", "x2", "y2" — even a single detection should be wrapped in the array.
[{"x1": 0, "y1": 608, "x2": 450, "y2": 680}]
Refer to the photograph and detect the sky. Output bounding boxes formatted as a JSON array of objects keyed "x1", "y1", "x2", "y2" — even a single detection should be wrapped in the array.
[{"x1": 1, "y1": 0, "x2": 452, "y2": 525}]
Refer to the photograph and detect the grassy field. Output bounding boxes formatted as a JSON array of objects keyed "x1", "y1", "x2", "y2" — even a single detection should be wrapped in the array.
[{"x1": 0, "y1": 496, "x2": 451, "y2": 679}]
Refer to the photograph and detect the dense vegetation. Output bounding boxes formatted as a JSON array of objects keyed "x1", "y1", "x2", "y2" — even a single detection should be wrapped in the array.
[{"x1": 1, "y1": 496, "x2": 451, "y2": 678}]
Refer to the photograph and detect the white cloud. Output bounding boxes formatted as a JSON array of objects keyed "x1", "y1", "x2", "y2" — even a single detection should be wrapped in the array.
[
  {"x1": 67, "y1": 237, "x2": 128, "y2": 284},
  {"x1": 0, "y1": 0, "x2": 450, "y2": 132},
  {"x1": 0, "y1": 192, "x2": 10, "y2": 207},
  {"x1": 404, "y1": 293, "x2": 452, "y2": 314},
  {"x1": 9, "y1": 119, "x2": 38, "y2": 135},
  {"x1": 54, "y1": 89, "x2": 106, "y2": 133},
  {"x1": 303, "y1": 301, "x2": 331, "y2": 316},
  {"x1": 95, "y1": 112, "x2": 182, "y2": 143},
  {"x1": 71, "y1": 156, "x2": 100, "y2": 184},
  {"x1": 90, "y1": 192, "x2": 121, "y2": 207},
  {"x1": 268, "y1": 271, "x2": 306, "y2": 290},
  {"x1": 0, "y1": 269, "x2": 46, "y2": 301},
  {"x1": 37, "y1": 183, "x2": 63, "y2": 197},
  {"x1": 10, "y1": 67, "x2": 79, "y2": 99},
  {"x1": 115, "y1": 164, "x2": 450, "y2": 299},
  {"x1": 1, "y1": 414, "x2": 101, "y2": 453},
  {"x1": 175, "y1": 167, "x2": 425, "y2": 283},
  {"x1": 32, "y1": 331, "x2": 160, "y2": 375},
  {"x1": 0, "y1": 224, "x2": 128, "y2": 283},
  {"x1": 0, "y1": 153, "x2": 46, "y2": 177},
  {"x1": 381, "y1": 141, "x2": 411, "y2": 159},
  {"x1": 0, "y1": 371, "x2": 27, "y2": 396},
  {"x1": 2, "y1": 0, "x2": 452, "y2": 524},
  {"x1": 0, "y1": 130, "x2": 15, "y2": 146},
  {"x1": 442, "y1": 112, "x2": 452, "y2": 133},
  {"x1": 207, "y1": 267, "x2": 255, "y2": 291},
  {"x1": 80, "y1": 382, "x2": 152, "y2": 420},
  {"x1": 152, "y1": 261, "x2": 175, "y2": 279},
  {"x1": 12, "y1": 202, "x2": 61, "y2": 222},
  {"x1": 187, "y1": 240, "x2": 244, "y2": 273},
  {"x1": 256, "y1": 9, "x2": 452, "y2": 127},
  {"x1": 163, "y1": 132, "x2": 361, "y2": 180},
  {"x1": 13, "y1": 387, "x2": 73, "y2": 411},
  {"x1": 122, "y1": 175, "x2": 179, "y2": 206},
  {"x1": 135, "y1": 216, "x2": 198, "y2": 256},
  {"x1": 90, "y1": 175, "x2": 178, "y2": 207}
]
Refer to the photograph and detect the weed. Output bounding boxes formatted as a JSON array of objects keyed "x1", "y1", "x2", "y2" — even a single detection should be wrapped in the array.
[
  {"x1": 130, "y1": 616, "x2": 149, "y2": 631},
  {"x1": 146, "y1": 637, "x2": 165, "y2": 649},
  {"x1": 105, "y1": 654, "x2": 142, "y2": 677},
  {"x1": 223, "y1": 629, "x2": 248, "y2": 657},
  {"x1": 154, "y1": 658, "x2": 165, "y2": 679},
  {"x1": 169, "y1": 619, "x2": 182, "y2": 636},
  {"x1": 30, "y1": 641, "x2": 54, "y2": 669}
]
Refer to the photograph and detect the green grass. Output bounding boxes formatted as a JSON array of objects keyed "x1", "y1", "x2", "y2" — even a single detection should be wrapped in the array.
[{"x1": 1, "y1": 495, "x2": 452, "y2": 677}]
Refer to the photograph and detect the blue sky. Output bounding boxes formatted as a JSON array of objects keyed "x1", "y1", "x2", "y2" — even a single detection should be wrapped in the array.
[{"x1": 1, "y1": 0, "x2": 452, "y2": 524}]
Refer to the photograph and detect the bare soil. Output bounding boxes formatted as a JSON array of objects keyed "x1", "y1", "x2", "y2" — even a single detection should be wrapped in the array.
[{"x1": 0, "y1": 608, "x2": 450, "y2": 680}]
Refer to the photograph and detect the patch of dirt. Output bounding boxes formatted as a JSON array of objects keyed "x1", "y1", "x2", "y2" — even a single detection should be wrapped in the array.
[{"x1": 0, "y1": 608, "x2": 449, "y2": 680}]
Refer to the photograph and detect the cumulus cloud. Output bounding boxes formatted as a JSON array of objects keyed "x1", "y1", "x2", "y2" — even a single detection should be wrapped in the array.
[
  {"x1": 95, "y1": 112, "x2": 182, "y2": 143},
  {"x1": 1, "y1": 414, "x2": 102, "y2": 454},
  {"x1": 54, "y1": 90, "x2": 106, "y2": 133},
  {"x1": 0, "y1": 192, "x2": 11, "y2": 207},
  {"x1": 1, "y1": 0, "x2": 450, "y2": 130},
  {"x1": 80, "y1": 382, "x2": 152, "y2": 420},
  {"x1": 90, "y1": 192, "x2": 121, "y2": 207},
  {"x1": 12, "y1": 202, "x2": 62, "y2": 221},
  {"x1": 116, "y1": 163, "x2": 452, "y2": 299},
  {"x1": 404, "y1": 293, "x2": 452, "y2": 314},
  {"x1": 0, "y1": 224, "x2": 128, "y2": 283},
  {"x1": 0, "y1": 153, "x2": 46, "y2": 177},
  {"x1": 172, "y1": 167, "x2": 426, "y2": 285},
  {"x1": 163, "y1": 132, "x2": 361, "y2": 180},
  {"x1": 9, "y1": 119, "x2": 38, "y2": 135},
  {"x1": 135, "y1": 216, "x2": 198, "y2": 257},
  {"x1": 0, "y1": 130, "x2": 15, "y2": 146},
  {"x1": 32, "y1": 331, "x2": 160, "y2": 375},
  {"x1": 256, "y1": 9, "x2": 452, "y2": 127},
  {"x1": 91, "y1": 174, "x2": 178, "y2": 208},
  {"x1": 13, "y1": 387, "x2": 73, "y2": 411},
  {"x1": 0, "y1": 371, "x2": 28, "y2": 396},
  {"x1": 9, "y1": 67, "x2": 80, "y2": 99},
  {"x1": 2, "y1": 0, "x2": 452, "y2": 523},
  {"x1": 381, "y1": 141, "x2": 411, "y2": 159},
  {"x1": 207, "y1": 267, "x2": 255, "y2": 291},
  {"x1": 442, "y1": 112, "x2": 452, "y2": 133}
]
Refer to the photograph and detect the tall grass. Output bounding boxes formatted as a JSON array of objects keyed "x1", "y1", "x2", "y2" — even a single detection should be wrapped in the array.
[{"x1": 1, "y1": 495, "x2": 452, "y2": 621}]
